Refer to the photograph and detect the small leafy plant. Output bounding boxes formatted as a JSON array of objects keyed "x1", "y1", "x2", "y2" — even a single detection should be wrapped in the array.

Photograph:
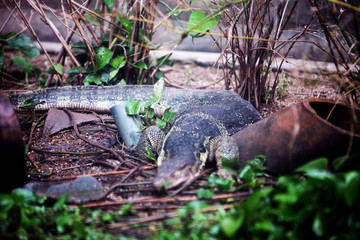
[
  {"x1": 154, "y1": 157, "x2": 360, "y2": 239},
  {"x1": 0, "y1": 189, "x2": 136, "y2": 239},
  {"x1": 0, "y1": 32, "x2": 40, "y2": 85},
  {"x1": 125, "y1": 78, "x2": 177, "y2": 130}
]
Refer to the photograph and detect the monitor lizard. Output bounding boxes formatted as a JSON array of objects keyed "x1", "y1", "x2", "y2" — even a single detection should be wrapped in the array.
[{"x1": 10, "y1": 85, "x2": 261, "y2": 191}]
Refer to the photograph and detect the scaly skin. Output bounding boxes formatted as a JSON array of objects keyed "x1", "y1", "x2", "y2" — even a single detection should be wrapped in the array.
[
  {"x1": 136, "y1": 93, "x2": 261, "y2": 190},
  {"x1": 9, "y1": 85, "x2": 262, "y2": 191}
]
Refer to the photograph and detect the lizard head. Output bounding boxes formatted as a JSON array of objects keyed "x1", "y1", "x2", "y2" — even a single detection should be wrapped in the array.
[{"x1": 153, "y1": 159, "x2": 194, "y2": 190}]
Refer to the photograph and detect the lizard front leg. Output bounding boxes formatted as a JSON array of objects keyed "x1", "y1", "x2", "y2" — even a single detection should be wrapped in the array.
[
  {"x1": 135, "y1": 126, "x2": 165, "y2": 159},
  {"x1": 209, "y1": 135, "x2": 239, "y2": 179}
]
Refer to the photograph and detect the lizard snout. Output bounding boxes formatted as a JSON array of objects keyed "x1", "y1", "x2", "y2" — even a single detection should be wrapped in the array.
[{"x1": 153, "y1": 161, "x2": 193, "y2": 190}]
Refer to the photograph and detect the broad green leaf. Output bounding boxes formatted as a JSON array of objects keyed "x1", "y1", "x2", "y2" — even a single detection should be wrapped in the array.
[
  {"x1": 312, "y1": 213, "x2": 324, "y2": 237},
  {"x1": 110, "y1": 56, "x2": 126, "y2": 69},
  {"x1": 130, "y1": 61, "x2": 147, "y2": 69},
  {"x1": 222, "y1": 157, "x2": 241, "y2": 175},
  {"x1": 83, "y1": 72, "x2": 109, "y2": 85},
  {"x1": 188, "y1": 11, "x2": 218, "y2": 37},
  {"x1": 145, "y1": 107, "x2": 155, "y2": 119},
  {"x1": 220, "y1": 210, "x2": 244, "y2": 237},
  {"x1": 101, "y1": 0, "x2": 114, "y2": 12},
  {"x1": 7, "y1": 33, "x2": 39, "y2": 59},
  {"x1": 46, "y1": 63, "x2": 64, "y2": 75},
  {"x1": 238, "y1": 165, "x2": 254, "y2": 183},
  {"x1": 254, "y1": 219, "x2": 276, "y2": 232},
  {"x1": 295, "y1": 158, "x2": 328, "y2": 172},
  {"x1": 164, "y1": 108, "x2": 177, "y2": 122},
  {"x1": 12, "y1": 56, "x2": 34, "y2": 74},
  {"x1": 145, "y1": 147, "x2": 157, "y2": 163},
  {"x1": 118, "y1": 17, "x2": 132, "y2": 33},
  {"x1": 144, "y1": 96, "x2": 160, "y2": 108},
  {"x1": 304, "y1": 169, "x2": 335, "y2": 181},
  {"x1": 155, "y1": 71, "x2": 165, "y2": 80},
  {"x1": 118, "y1": 79, "x2": 127, "y2": 85},
  {"x1": 0, "y1": 194, "x2": 14, "y2": 218},
  {"x1": 274, "y1": 192, "x2": 297, "y2": 204},
  {"x1": 95, "y1": 47, "x2": 113, "y2": 71},
  {"x1": 125, "y1": 100, "x2": 141, "y2": 115},
  {"x1": 344, "y1": 171, "x2": 360, "y2": 206},
  {"x1": 157, "y1": 53, "x2": 174, "y2": 67},
  {"x1": 196, "y1": 188, "x2": 214, "y2": 199},
  {"x1": 66, "y1": 66, "x2": 87, "y2": 75},
  {"x1": 109, "y1": 68, "x2": 119, "y2": 80},
  {"x1": 208, "y1": 174, "x2": 234, "y2": 192},
  {"x1": 156, "y1": 117, "x2": 166, "y2": 129},
  {"x1": 71, "y1": 41, "x2": 87, "y2": 50}
]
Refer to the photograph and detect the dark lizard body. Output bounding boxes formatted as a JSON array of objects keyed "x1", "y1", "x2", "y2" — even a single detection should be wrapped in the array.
[
  {"x1": 10, "y1": 85, "x2": 261, "y2": 190},
  {"x1": 136, "y1": 92, "x2": 262, "y2": 190}
]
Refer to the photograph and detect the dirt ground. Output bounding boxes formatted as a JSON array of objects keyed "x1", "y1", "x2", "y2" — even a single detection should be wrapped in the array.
[{"x1": 0, "y1": 51, "x2": 346, "y2": 237}]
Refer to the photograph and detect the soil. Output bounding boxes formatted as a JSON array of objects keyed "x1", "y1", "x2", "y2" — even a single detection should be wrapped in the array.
[{"x1": 0, "y1": 50, "x2": 345, "y2": 238}]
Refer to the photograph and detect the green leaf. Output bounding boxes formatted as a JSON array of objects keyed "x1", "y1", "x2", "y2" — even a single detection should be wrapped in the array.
[
  {"x1": 238, "y1": 165, "x2": 254, "y2": 183},
  {"x1": 222, "y1": 157, "x2": 241, "y2": 175},
  {"x1": 163, "y1": 108, "x2": 177, "y2": 122},
  {"x1": 156, "y1": 117, "x2": 166, "y2": 129},
  {"x1": 207, "y1": 173, "x2": 234, "y2": 192},
  {"x1": 7, "y1": 33, "x2": 39, "y2": 59},
  {"x1": 155, "y1": 71, "x2": 165, "y2": 80},
  {"x1": 220, "y1": 210, "x2": 244, "y2": 237},
  {"x1": 304, "y1": 170, "x2": 335, "y2": 181},
  {"x1": 110, "y1": 56, "x2": 126, "y2": 69},
  {"x1": 188, "y1": 11, "x2": 218, "y2": 37},
  {"x1": 0, "y1": 194, "x2": 14, "y2": 219},
  {"x1": 157, "y1": 53, "x2": 174, "y2": 67},
  {"x1": 19, "y1": 98, "x2": 44, "y2": 109},
  {"x1": 67, "y1": 66, "x2": 87, "y2": 75},
  {"x1": 12, "y1": 56, "x2": 34, "y2": 74},
  {"x1": 144, "y1": 96, "x2": 160, "y2": 108},
  {"x1": 71, "y1": 41, "x2": 87, "y2": 50},
  {"x1": 312, "y1": 213, "x2": 324, "y2": 237},
  {"x1": 95, "y1": 47, "x2": 113, "y2": 71},
  {"x1": 130, "y1": 61, "x2": 147, "y2": 69},
  {"x1": 125, "y1": 100, "x2": 141, "y2": 115},
  {"x1": 145, "y1": 147, "x2": 157, "y2": 163},
  {"x1": 196, "y1": 188, "x2": 214, "y2": 199},
  {"x1": 118, "y1": 17, "x2": 132, "y2": 33},
  {"x1": 83, "y1": 72, "x2": 109, "y2": 85},
  {"x1": 295, "y1": 158, "x2": 328, "y2": 172},
  {"x1": 109, "y1": 68, "x2": 119, "y2": 80},
  {"x1": 101, "y1": 0, "x2": 114, "y2": 12},
  {"x1": 145, "y1": 107, "x2": 155, "y2": 119},
  {"x1": 46, "y1": 63, "x2": 64, "y2": 75},
  {"x1": 344, "y1": 171, "x2": 360, "y2": 206}
]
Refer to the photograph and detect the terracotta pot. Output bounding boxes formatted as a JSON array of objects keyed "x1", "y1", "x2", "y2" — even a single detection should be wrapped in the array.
[{"x1": 232, "y1": 99, "x2": 360, "y2": 174}]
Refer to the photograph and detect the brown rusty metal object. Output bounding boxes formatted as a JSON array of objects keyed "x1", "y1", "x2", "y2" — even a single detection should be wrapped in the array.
[
  {"x1": 0, "y1": 93, "x2": 25, "y2": 192},
  {"x1": 232, "y1": 98, "x2": 360, "y2": 174}
]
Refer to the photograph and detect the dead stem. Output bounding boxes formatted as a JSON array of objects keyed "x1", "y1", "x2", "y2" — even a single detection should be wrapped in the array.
[{"x1": 63, "y1": 108, "x2": 136, "y2": 168}]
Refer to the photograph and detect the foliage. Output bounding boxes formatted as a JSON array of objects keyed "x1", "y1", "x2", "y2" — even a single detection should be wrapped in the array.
[
  {"x1": 153, "y1": 157, "x2": 360, "y2": 239},
  {"x1": 125, "y1": 78, "x2": 177, "y2": 130},
  {"x1": 63, "y1": 0, "x2": 171, "y2": 86},
  {"x1": 171, "y1": 0, "x2": 303, "y2": 108},
  {"x1": 309, "y1": 0, "x2": 360, "y2": 102},
  {"x1": 0, "y1": 32, "x2": 41, "y2": 85},
  {"x1": 0, "y1": 189, "x2": 136, "y2": 240}
]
